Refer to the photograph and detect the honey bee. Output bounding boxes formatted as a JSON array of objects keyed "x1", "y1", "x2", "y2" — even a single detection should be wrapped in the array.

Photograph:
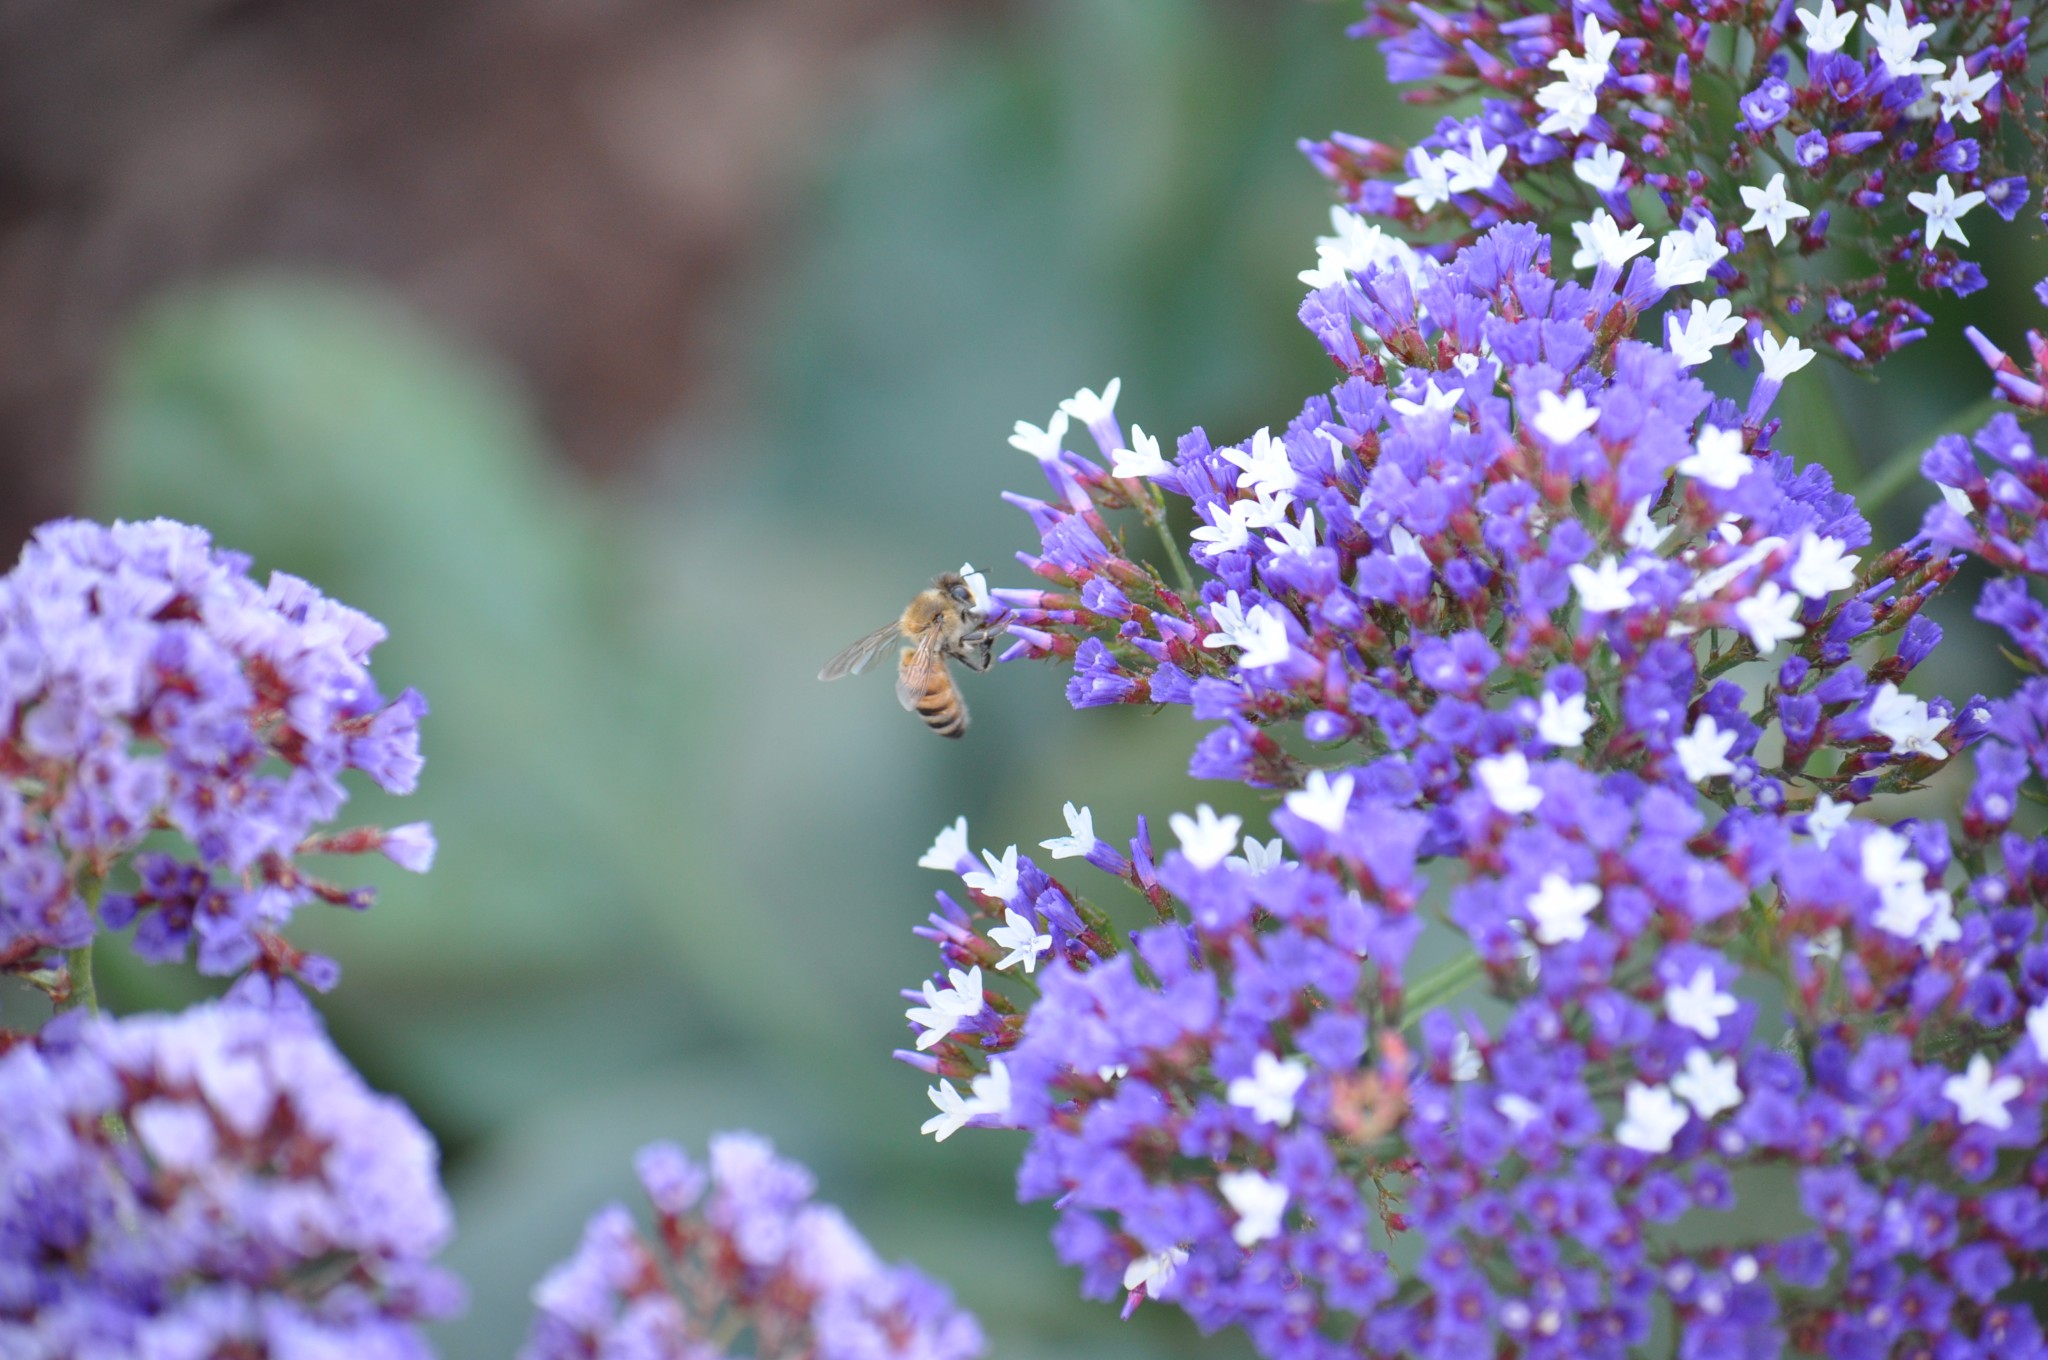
[{"x1": 819, "y1": 571, "x2": 998, "y2": 738}]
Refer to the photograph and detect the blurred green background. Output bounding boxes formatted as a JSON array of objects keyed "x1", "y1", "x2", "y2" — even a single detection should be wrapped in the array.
[{"x1": 7, "y1": 0, "x2": 2041, "y2": 1355}]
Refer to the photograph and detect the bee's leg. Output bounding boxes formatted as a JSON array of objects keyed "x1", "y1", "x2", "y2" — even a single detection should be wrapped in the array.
[{"x1": 959, "y1": 630, "x2": 996, "y2": 672}]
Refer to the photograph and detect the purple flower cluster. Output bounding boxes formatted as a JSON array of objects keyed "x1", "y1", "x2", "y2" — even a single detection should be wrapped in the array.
[
  {"x1": 523, "y1": 1133, "x2": 985, "y2": 1360},
  {"x1": 0, "y1": 980, "x2": 463, "y2": 1357},
  {"x1": 1298, "y1": 0, "x2": 2041, "y2": 364},
  {"x1": 893, "y1": 224, "x2": 2048, "y2": 1357},
  {"x1": 0, "y1": 518, "x2": 432, "y2": 988}
]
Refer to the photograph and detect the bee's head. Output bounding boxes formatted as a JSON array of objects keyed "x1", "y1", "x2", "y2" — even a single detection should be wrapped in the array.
[{"x1": 933, "y1": 572, "x2": 973, "y2": 605}]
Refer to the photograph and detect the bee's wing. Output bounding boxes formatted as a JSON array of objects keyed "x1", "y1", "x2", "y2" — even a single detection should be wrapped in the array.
[
  {"x1": 819, "y1": 621, "x2": 904, "y2": 681},
  {"x1": 896, "y1": 630, "x2": 959, "y2": 720}
]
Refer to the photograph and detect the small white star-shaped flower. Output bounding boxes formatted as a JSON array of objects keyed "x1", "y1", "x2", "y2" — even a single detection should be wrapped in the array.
[
  {"x1": 1665, "y1": 965, "x2": 1739, "y2": 1039},
  {"x1": 918, "y1": 816, "x2": 972, "y2": 871},
  {"x1": 1573, "y1": 145, "x2": 1627, "y2": 194},
  {"x1": 1616, "y1": 1082, "x2": 1689, "y2": 1153},
  {"x1": 1227, "y1": 836, "x2": 1287, "y2": 874},
  {"x1": 1221, "y1": 427, "x2": 1299, "y2": 496},
  {"x1": 1008, "y1": 411, "x2": 1069, "y2": 463},
  {"x1": 961, "y1": 846, "x2": 1023, "y2": 901},
  {"x1": 1059, "y1": 379, "x2": 1121, "y2": 430},
  {"x1": 1549, "y1": 13, "x2": 1619, "y2": 84},
  {"x1": 1652, "y1": 219, "x2": 1729, "y2": 290},
  {"x1": 1531, "y1": 388, "x2": 1603, "y2": 444},
  {"x1": 1228, "y1": 1051, "x2": 1310, "y2": 1126},
  {"x1": 1667, "y1": 299, "x2": 1747, "y2": 367},
  {"x1": 1867, "y1": 682, "x2": 1948, "y2": 759},
  {"x1": 989, "y1": 908, "x2": 1053, "y2": 973},
  {"x1": 1475, "y1": 750, "x2": 1543, "y2": 814},
  {"x1": 1864, "y1": 0, "x2": 1943, "y2": 79},
  {"x1": 1389, "y1": 378, "x2": 1464, "y2": 419},
  {"x1": 1678, "y1": 425, "x2": 1751, "y2": 489},
  {"x1": 1795, "y1": 0, "x2": 1859, "y2": 51},
  {"x1": 1237, "y1": 483, "x2": 1295, "y2": 531},
  {"x1": 1394, "y1": 147, "x2": 1454, "y2": 212},
  {"x1": 1235, "y1": 606, "x2": 1294, "y2": 669},
  {"x1": 1527, "y1": 873, "x2": 1602, "y2": 945},
  {"x1": 967, "y1": 1058, "x2": 1012, "y2": 1120},
  {"x1": 1039, "y1": 802, "x2": 1097, "y2": 860},
  {"x1": 1943, "y1": 1053, "x2": 2023, "y2": 1129},
  {"x1": 1570, "y1": 555, "x2": 1641, "y2": 614},
  {"x1": 1123, "y1": 1246, "x2": 1189, "y2": 1298},
  {"x1": 1285, "y1": 769, "x2": 1355, "y2": 832},
  {"x1": 1440, "y1": 125, "x2": 1507, "y2": 194},
  {"x1": 1537, "y1": 690, "x2": 1594, "y2": 748},
  {"x1": 1754, "y1": 331, "x2": 1816, "y2": 383},
  {"x1": 921, "y1": 1080, "x2": 973, "y2": 1141},
  {"x1": 1929, "y1": 58, "x2": 1999, "y2": 124},
  {"x1": 906, "y1": 966, "x2": 986, "y2": 1050},
  {"x1": 1570, "y1": 210, "x2": 1652, "y2": 271},
  {"x1": 1740, "y1": 173, "x2": 1811, "y2": 246},
  {"x1": 1451, "y1": 1032, "x2": 1483, "y2": 1082},
  {"x1": 1734, "y1": 581, "x2": 1806, "y2": 654},
  {"x1": 1535, "y1": 77, "x2": 1601, "y2": 136},
  {"x1": 1298, "y1": 206, "x2": 1426, "y2": 289},
  {"x1": 1674, "y1": 715, "x2": 1739, "y2": 784},
  {"x1": 1264, "y1": 507, "x2": 1321, "y2": 559},
  {"x1": 1218, "y1": 1170, "x2": 1290, "y2": 1246},
  {"x1": 1111, "y1": 425, "x2": 1173, "y2": 479},
  {"x1": 1672, "y1": 1049, "x2": 1744, "y2": 1120},
  {"x1": 1623, "y1": 497, "x2": 1673, "y2": 551},
  {"x1": 1805, "y1": 794, "x2": 1853, "y2": 848},
  {"x1": 1170, "y1": 804, "x2": 1242, "y2": 869},
  {"x1": 1190, "y1": 501, "x2": 1254, "y2": 557},
  {"x1": 1907, "y1": 175, "x2": 1987, "y2": 250},
  {"x1": 1789, "y1": 534, "x2": 1859, "y2": 599}
]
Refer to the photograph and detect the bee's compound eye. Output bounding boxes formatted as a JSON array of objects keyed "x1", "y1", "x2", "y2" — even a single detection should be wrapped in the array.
[{"x1": 950, "y1": 585, "x2": 972, "y2": 603}]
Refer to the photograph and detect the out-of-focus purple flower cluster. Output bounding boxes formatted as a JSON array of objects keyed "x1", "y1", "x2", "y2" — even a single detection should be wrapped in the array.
[
  {"x1": 892, "y1": 224, "x2": 2048, "y2": 1358},
  {"x1": 1296, "y1": 0, "x2": 2041, "y2": 366},
  {"x1": 0, "y1": 981, "x2": 463, "y2": 1358},
  {"x1": 522, "y1": 1133, "x2": 985, "y2": 1360},
  {"x1": 0, "y1": 517, "x2": 433, "y2": 990}
]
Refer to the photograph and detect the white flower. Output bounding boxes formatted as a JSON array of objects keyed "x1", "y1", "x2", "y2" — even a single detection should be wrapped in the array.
[
  {"x1": 906, "y1": 966, "x2": 985, "y2": 1050},
  {"x1": 961, "y1": 846, "x2": 1023, "y2": 902},
  {"x1": 1496, "y1": 1092, "x2": 1543, "y2": 1128},
  {"x1": 1754, "y1": 331, "x2": 1816, "y2": 383},
  {"x1": 1285, "y1": 769, "x2": 1355, "y2": 832},
  {"x1": 1672, "y1": 1049, "x2": 1744, "y2": 1120},
  {"x1": 918, "y1": 816, "x2": 971, "y2": 871},
  {"x1": 1531, "y1": 388, "x2": 1602, "y2": 444},
  {"x1": 1394, "y1": 147, "x2": 1454, "y2": 212},
  {"x1": 1623, "y1": 497, "x2": 1673, "y2": 551},
  {"x1": 1008, "y1": 411, "x2": 1069, "y2": 463},
  {"x1": 1475, "y1": 750, "x2": 1543, "y2": 814},
  {"x1": 1059, "y1": 378, "x2": 1122, "y2": 431},
  {"x1": 1789, "y1": 534, "x2": 1859, "y2": 599},
  {"x1": 1535, "y1": 77, "x2": 1602, "y2": 136},
  {"x1": 1122, "y1": 1246, "x2": 1189, "y2": 1298},
  {"x1": 1440, "y1": 125, "x2": 1507, "y2": 194},
  {"x1": 1228, "y1": 836, "x2": 1287, "y2": 874},
  {"x1": 1678, "y1": 425, "x2": 1751, "y2": 489},
  {"x1": 1795, "y1": 0, "x2": 1859, "y2": 51},
  {"x1": 1236, "y1": 606, "x2": 1294, "y2": 669},
  {"x1": 1190, "y1": 501, "x2": 1254, "y2": 557},
  {"x1": 1264, "y1": 508, "x2": 1321, "y2": 559},
  {"x1": 1907, "y1": 175, "x2": 1987, "y2": 250},
  {"x1": 990, "y1": 908, "x2": 1053, "y2": 974},
  {"x1": 1451, "y1": 1032, "x2": 1483, "y2": 1082},
  {"x1": 1527, "y1": 873, "x2": 1602, "y2": 945},
  {"x1": 1867, "y1": 683, "x2": 1948, "y2": 759},
  {"x1": 1740, "y1": 173, "x2": 1811, "y2": 246},
  {"x1": 1389, "y1": 378, "x2": 1464, "y2": 419},
  {"x1": 921, "y1": 1080, "x2": 973, "y2": 1141},
  {"x1": 1170, "y1": 804, "x2": 1242, "y2": 869},
  {"x1": 1039, "y1": 802, "x2": 1097, "y2": 860},
  {"x1": 1734, "y1": 581, "x2": 1806, "y2": 655},
  {"x1": 1864, "y1": 0, "x2": 1943, "y2": 78},
  {"x1": 956, "y1": 563, "x2": 991, "y2": 615},
  {"x1": 2028, "y1": 999, "x2": 2048, "y2": 1061},
  {"x1": 1238, "y1": 483, "x2": 1296, "y2": 531},
  {"x1": 1615, "y1": 1082, "x2": 1689, "y2": 1153},
  {"x1": 1570, "y1": 555, "x2": 1640, "y2": 613},
  {"x1": 1674, "y1": 716, "x2": 1739, "y2": 784},
  {"x1": 1299, "y1": 207, "x2": 1426, "y2": 288},
  {"x1": 1111, "y1": 425, "x2": 1173, "y2": 479},
  {"x1": 1221, "y1": 427, "x2": 1299, "y2": 496},
  {"x1": 1943, "y1": 1054, "x2": 2023, "y2": 1130},
  {"x1": 1929, "y1": 58, "x2": 1999, "y2": 123},
  {"x1": 1940, "y1": 484, "x2": 1975, "y2": 517},
  {"x1": 1228, "y1": 1051, "x2": 1310, "y2": 1126},
  {"x1": 967, "y1": 1059, "x2": 1012, "y2": 1121},
  {"x1": 1218, "y1": 1170, "x2": 1289, "y2": 1247},
  {"x1": 1573, "y1": 144, "x2": 1627, "y2": 193},
  {"x1": 1665, "y1": 965, "x2": 1739, "y2": 1039},
  {"x1": 1667, "y1": 299, "x2": 1746, "y2": 367},
  {"x1": 1549, "y1": 13, "x2": 1619, "y2": 84},
  {"x1": 1805, "y1": 794, "x2": 1853, "y2": 848},
  {"x1": 1569, "y1": 211, "x2": 1650, "y2": 271},
  {"x1": 1652, "y1": 219, "x2": 1729, "y2": 290},
  {"x1": 1537, "y1": 690, "x2": 1594, "y2": 749}
]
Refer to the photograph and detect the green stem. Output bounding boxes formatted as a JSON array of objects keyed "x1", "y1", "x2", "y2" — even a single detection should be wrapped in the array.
[
  {"x1": 58, "y1": 942, "x2": 97, "y2": 1014},
  {"x1": 1150, "y1": 498, "x2": 1198, "y2": 598},
  {"x1": 1400, "y1": 949, "x2": 1485, "y2": 1025}
]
